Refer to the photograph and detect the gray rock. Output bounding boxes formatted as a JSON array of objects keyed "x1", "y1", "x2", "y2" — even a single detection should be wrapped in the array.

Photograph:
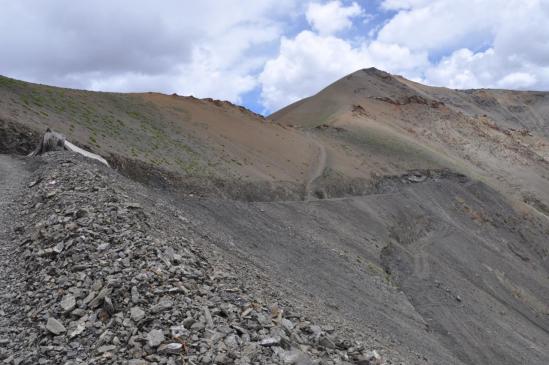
[
  {"x1": 224, "y1": 334, "x2": 240, "y2": 349},
  {"x1": 67, "y1": 324, "x2": 85, "y2": 339},
  {"x1": 128, "y1": 360, "x2": 149, "y2": 365},
  {"x1": 97, "y1": 345, "x2": 116, "y2": 354},
  {"x1": 170, "y1": 325, "x2": 188, "y2": 338},
  {"x1": 46, "y1": 318, "x2": 66, "y2": 335},
  {"x1": 157, "y1": 343, "x2": 183, "y2": 355},
  {"x1": 88, "y1": 287, "x2": 112, "y2": 309},
  {"x1": 182, "y1": 317, "x2": 195, "y2": 329},
  {"x1": 130, "y1": 307, "x2": 146, "y2": 322},
  {"x1": 2, "y1": 153, "x2": 391, "y2": 365},
  {"x1": 203, "y1": 306, "x2": 214, "y2": 328},
  {"x1": 213, "y1": 352, "x2": 227, "y2": 363},
  {"x1": 104, "y1": 296, "x2": 115, "y2": 314},
  {"x1": 150, "y1": 299, "x2": 173, "y2": 314},
  {"x1": 60, "y1": 294, "x2": 76, "y2": 313},
  {"x1": 259, "y1": 336, "x2": 281, "y2": 347},
  {"x1": 131, "y1": 286, "x2": 140, "y2": 304},
  {"x1": 281, "y1": 318, "x2": 294, "y2": 332},
  {"x1": 280, "y1": 350, "x2": 315, "y2": 365},
  {"x1": 53, "y1": 242, "x2": 64, "y2": 254},
  {"x1": 318, "y1": 335, "x2": 336, "y2": 349},
  {"x1": 357, "y1": 350, "x2": 383, "y2": 365},
  {"x1": 147, "y1": 329, "x2": 165, "y2": 348}
]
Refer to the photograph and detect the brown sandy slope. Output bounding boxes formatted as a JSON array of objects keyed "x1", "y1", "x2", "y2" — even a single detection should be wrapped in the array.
[
  {"x1": 271, "y1": 68, "x2": 549, "y2": 215},
  {"x1": 0, "y1": 75, "x2": 322, "y2": 199},
  {"x1": 3, "y1": 70, "x2": 547, "y2": 208}
]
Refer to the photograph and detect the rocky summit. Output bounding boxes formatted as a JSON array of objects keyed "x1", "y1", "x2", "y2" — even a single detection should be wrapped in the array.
[{"x1": 0, "y1": 69, "x2": 549, "y2": 365}]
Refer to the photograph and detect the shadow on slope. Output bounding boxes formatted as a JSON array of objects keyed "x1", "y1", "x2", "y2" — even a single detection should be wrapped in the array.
[{"x1": 177, "y1": 176, "x2": 549, "y2": 365}]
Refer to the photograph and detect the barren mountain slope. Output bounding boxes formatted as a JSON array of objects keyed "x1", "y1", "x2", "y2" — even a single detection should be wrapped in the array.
[
  {"x1": 2, "y1": 70, "x2": 549, "y2": 365},
  {"x1": 0, "y1": 75, "x2": 322, "y2": 199},
  {"x1": 181, "y1": 168, "x2": 549, "y2": 365},
  {"x1": 0, "y1": 152, "x2": 395, "y2": 364},
  {"x1": 271, "y1": 68, "x2": 549, "y2": 214}
]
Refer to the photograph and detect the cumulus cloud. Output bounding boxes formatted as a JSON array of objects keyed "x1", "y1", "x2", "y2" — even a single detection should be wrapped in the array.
[
  {"x1": 378, "y1": 1, "x2": 500, "y2": 54},
  {"x1": 259, "y1": 30, "x2": 428, "y2": 110},
  {"x1": 380, "y1": 0, "x2": 433, "y2": 11},
  {"x1": 0, "y1": 0, "x2": 297, "y2": 103},
  {"x1": 306, "y1": 1, "x2": 363, "y2": 35},
  {"x1": 424, "y1": 48, "x2": 497, "y2": 89},
  {"x1": 260, "y1": 31, "x2": 366, "y2": 110},
  {"x1": 498, "y1": 73, "x2": 537, "y2": 89},
  {"x1": 384, "y1": 0, "x2": 549, "y2": 90},
  {"x1": 260, "y1": 0, "x2": 549, "y2": 111},
  {"x1": 1, "y1": 0, "x2": 548, "y2": 112}
]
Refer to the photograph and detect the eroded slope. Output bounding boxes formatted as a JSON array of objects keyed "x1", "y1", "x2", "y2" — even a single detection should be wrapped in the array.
[
  {"x1": 271, "y1": 68, "x2": 549, "y2": 215},
  {"x1": 180, "y1": 170, "x2": 549, "y2": 365}
]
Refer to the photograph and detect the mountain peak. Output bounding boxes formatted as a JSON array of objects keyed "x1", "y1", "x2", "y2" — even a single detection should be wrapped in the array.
[{"x1": 349, "y1": 67, "x2": 394, "y2": 80}]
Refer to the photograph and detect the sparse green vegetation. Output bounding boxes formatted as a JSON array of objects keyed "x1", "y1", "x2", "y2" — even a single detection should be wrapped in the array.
[
  {"x1": 366, "y1": 261, "x2": 396, "y2": 287},
  {"x1": 0, "y1": 76, "x2": 220, "y2": 178}
]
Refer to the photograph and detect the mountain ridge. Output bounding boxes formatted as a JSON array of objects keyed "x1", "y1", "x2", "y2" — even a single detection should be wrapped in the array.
[{"x1": 1, "y1": 68, "x2": 549, "y2": 364}]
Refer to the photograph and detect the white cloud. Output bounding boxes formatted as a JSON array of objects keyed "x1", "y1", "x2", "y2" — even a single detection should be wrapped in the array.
[
  {"x1": 258, "y1": 0, "x2": 549, "y2": 112},
  {"x1": 306, "y1": 1, "x2": 363, "y2": 35},
  {"x1": 1, "y1": 0, "x2": 549, "y2": 112},
  {"x1": 260, "y1": 31, "x2": 366, "y2": 110},
  {"x1": 497, "y1": 73, "x2": 537, "y2": 89},
  {"x1": 424, "y1": 48, "x2": 495, "y2": 89},
  {"x1": 0, "y1": 0, "x2": 298, "y2": 102},
  {"x1": 424, "y1": 47, "x2": 546, "y2": 91},
  {"x1": 259, "y1": 31, "x2": 427, "y2": 110},
  {"x1": 397, "y1": 0, "x2": 549, "y2": 91},
  {"x1": 380, "y1": 0, "x2": 432, "y2": 11},
  {"x1": 378, "y1": 0, "x2": 501, "y2": 53}
]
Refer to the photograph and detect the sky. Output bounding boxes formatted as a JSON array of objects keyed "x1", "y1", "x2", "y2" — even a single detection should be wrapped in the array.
[{"x1": 1, "y1": 0, "x2": 548, "y2": 114}]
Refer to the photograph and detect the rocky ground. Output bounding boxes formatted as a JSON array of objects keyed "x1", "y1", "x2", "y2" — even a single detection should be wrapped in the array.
[
  {"x1": 0, "y1": 152, "x2": 385, "y2": 365},
  {"x1": 0, "y1": 155, "x2": 35, "y2": 363}
]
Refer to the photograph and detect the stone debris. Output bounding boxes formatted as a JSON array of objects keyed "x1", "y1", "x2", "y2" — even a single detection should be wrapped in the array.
[
  {"x1": 1, "y1": 152, "x2": 385, "y2": 364},
  {"x1": 45, "y1": 317, "x2": 66, "y2": 335},
  {"x1": 357, "y1": 350, "x2": 383, "y2": 365},
  {"x1": 60, "y1": 294, "x2": 76, "y2": 313},
  {"x1": 157, "y1": 343, "x2": 183, "y2": 355},
  {"x1": 130, "y1": 307, "x2": 146, "y2": 322},
  {"x1": 147, "y1": 329, "x2": 165, "y2": 348}
]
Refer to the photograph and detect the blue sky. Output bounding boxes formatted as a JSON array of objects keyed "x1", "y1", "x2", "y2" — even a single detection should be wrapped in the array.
[
  {"x1": 241, "y1": 0, "x2": 397, "y2": 113},
  {"x1": 1, "y1": 0, "x2": 548, "y2": 115}
]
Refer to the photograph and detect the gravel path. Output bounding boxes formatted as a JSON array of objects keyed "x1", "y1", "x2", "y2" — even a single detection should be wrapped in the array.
[{"x1": 0, "y1": 155, "x2": 32, "y2": 362}]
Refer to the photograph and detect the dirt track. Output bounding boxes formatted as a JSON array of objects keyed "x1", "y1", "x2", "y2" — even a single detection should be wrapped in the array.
[{"x1": 0, "y1": 155, "x2": 33, "y2": 355}]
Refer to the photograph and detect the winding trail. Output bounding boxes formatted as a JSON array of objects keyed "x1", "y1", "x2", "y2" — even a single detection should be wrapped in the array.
[
  {"x1": 0, "y1": 155, "x2": 32, "y2": 354},
  {"x1": 305, "y1": 139, "x2": 327, "y2": 200}
]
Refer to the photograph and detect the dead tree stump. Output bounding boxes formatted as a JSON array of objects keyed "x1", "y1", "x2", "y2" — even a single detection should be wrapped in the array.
[{"x1": 29, "y1": 128, "x2": 67, "y2": 156}]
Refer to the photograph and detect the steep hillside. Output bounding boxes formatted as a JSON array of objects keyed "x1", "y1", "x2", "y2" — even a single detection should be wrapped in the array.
[
  {"x1": 271, "y1": 68, "x2": 549, "y2": 215},
  {"x1": 2, "y1": 70, "x2": 549, "y2": 365},
  {"x1": 4, "y1": 71, "x2": 547, "y2": 208},
  {"x1": 0, "y1": 75, "x2": 318, "y2": 200},
  {"x1": 0, "y1": 152, "x2": 389, "y2": 365}
]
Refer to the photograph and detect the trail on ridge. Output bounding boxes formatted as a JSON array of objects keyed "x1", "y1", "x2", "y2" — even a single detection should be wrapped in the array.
[{"x1": 305, "y1": 137, "x2": 327, "y2": 200}]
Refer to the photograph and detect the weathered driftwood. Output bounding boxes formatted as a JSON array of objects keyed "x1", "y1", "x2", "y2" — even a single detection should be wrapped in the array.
[{"x1": 29, "y1": 128, "x2": 110, "y2": 167}]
